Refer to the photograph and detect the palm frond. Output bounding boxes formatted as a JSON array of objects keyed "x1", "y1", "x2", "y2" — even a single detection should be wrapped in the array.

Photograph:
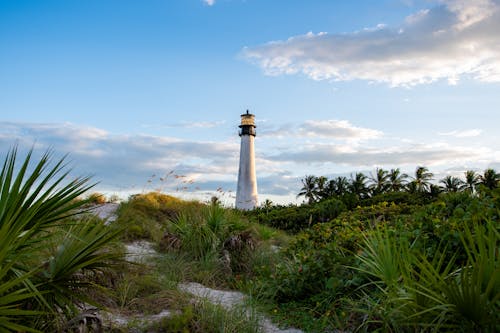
[{"x1": 0, "y1": 146, "x2": 121, "y2": 330}]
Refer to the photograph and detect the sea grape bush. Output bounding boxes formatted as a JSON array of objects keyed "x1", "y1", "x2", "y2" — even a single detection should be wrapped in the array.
[{"x1": 248, "y1": 198, "x2": 347, "y2": 233}]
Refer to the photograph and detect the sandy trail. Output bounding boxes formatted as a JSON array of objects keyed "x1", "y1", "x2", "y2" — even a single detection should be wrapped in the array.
[
  {"x1": 88, "y1": 205, "x2": 303, "y2": 333},
  {"x1": 179, "y1": 282, "x2": 303, "y2": 333}
]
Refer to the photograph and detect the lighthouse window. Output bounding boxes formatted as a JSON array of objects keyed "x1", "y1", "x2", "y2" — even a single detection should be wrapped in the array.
[{"x1": 241, "y1": 117, "x2": 255, "y2": 126}]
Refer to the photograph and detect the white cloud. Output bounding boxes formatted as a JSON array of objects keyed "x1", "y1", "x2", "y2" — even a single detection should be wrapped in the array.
[
  {"x1": 298, "y1": 120, "x2": 383, "y2": 140},
  {"x1": 183, "y1": 121, "x2": 226, "y2": 128},
  {"x1": 243, "y1": 0, "x2": 500, "y2": 86},
  {"x1": 203, "y1": 0, "x2": 216, "y2": 6},
  {"x1": 0, "y1": 121, "x2": 238, "y2": 194},
  {"x1": 261, "y1": 119, "x2": 382, "y2": 140},
  {"x1": 266, "y1": 142, "x2": 493, "y2": 167},
  {"x1": 141, "y1": 120, "x2": 225, "y2": 129},
  {"x1": 1, "y1": 121, "x2": 497, "y2": 203},
  {"x1": 442, "y1": 0, "x2": 497, "y2": 30},
  {"x1": 439, "y1": 129, "x2": 482, "y2": 137}
]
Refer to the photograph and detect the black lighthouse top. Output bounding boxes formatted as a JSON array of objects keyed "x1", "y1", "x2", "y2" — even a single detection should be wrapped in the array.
[{"x1": 239, "y1": 110, "x2": 256, "y2": 137}]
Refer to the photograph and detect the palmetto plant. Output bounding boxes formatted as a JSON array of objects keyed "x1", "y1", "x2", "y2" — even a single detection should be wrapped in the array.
[
  {"x1": 0, "y1": 146, "x2": 123, "y2": 331},
  {"x1": 355, "y1": 219, "x2": 499, "y2": 332}
]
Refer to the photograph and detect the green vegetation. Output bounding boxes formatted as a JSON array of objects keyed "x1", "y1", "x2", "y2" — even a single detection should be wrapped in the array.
[
  {"x1": 148, "y1": 300, "x2": 261, "y2": 333},
  {"x1": 0, "y1": 147, "x2": 271, "y2": 332},
  {"x1": 241, "y1": 170, "x2": 500, "y2": 332},
  {"x1": 2, "y1": 147, "x2": 498, "y2": 332},
  {"x1": 0, "y1": 147, "x2": 123, "y2": 331}
]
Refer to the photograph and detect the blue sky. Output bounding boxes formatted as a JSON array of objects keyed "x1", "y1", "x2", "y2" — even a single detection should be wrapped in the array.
[{"x1": 1, "y1": 0, "x2": 499, "y2": 204}]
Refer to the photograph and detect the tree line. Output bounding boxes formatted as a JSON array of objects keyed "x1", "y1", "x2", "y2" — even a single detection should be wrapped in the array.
[{"x1": 297, "y1": 167, "x2": 500, "y2": 204}]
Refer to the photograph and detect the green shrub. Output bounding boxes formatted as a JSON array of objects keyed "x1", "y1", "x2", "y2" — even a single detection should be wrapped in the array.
[
  {"x1": 248, "y1": 193, "x2": 499, "y2": 332},
  {"x1": 247, "y1": 200, "x2": 345, "y2": 234},
  {"x1": 353, "y1": 219, "x2": 499, "y2": 332}
]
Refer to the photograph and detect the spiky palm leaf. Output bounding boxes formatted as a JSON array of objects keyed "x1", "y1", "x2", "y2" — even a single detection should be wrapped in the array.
[
  {"x1": 40, "y1": 218, "x2": 123, "y2": 312},
  {"x1": 0, "y1": 146, "x2": 123, "y2": 330},
  {"x1": 0, "y1": 234, "x2": 42, "y2": 332}
]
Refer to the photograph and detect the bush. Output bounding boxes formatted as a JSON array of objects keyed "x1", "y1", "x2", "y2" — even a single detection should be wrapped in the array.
[
  {"x1": 248, "y1": 193, "x2": 499, "y2": 332},
  {"x1": 353, "y1": 219, "x2": 499, "y2": 332},
  {"x1": 247, "y1": 198, "x2": 346, "y2": 233}
]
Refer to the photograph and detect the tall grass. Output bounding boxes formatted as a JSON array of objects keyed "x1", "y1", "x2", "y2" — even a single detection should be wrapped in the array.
[
  {"x1": 167, "y1": 202, "x2": 249, "y2": 260},
  {"x1": 149, "y1": 300, "x2": 262, "y2": 333}
]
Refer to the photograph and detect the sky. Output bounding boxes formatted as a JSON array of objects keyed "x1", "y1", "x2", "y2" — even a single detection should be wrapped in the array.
[{"x1": 1, "y1": 0, "x2": 499, "y2": 205}]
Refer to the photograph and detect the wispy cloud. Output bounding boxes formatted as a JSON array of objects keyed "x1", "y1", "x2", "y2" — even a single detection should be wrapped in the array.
[
  {"x1": 243, "y1": 0, "x2": 500, "y2": 86},
  {"x1": 141, "y1": 120, "x2": 226, "y2": 129},
  {"x1": 261, "y1": 119, "x2": 382, "y2": 140},
  {"x1": 265, "y1": 142, "x2": 492, "y2": 167},
  {"x1": 1, "y1": 121, "x2": 497, "y2": 202},
  {"x1": 0, "y1": 121, "x2": 238, "y2": 193},
  {"x1": 298, "y1": 120, "x2": 382, "y2": 140},
  {"x1": 439, "y1": 129, "x2": 482, "y2": 137},
  {"x1": 203, "y1": 0, "x2": 216, "y2": 6}
]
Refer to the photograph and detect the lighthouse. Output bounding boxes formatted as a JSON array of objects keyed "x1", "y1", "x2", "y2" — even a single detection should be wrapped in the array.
[{"x1": 236, "y1": 110, "x2": 258, "y2": 210}]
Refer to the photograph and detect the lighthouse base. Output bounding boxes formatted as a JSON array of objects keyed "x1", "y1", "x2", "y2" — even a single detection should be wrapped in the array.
[{"x1": 236, "y1": 135, "x2": 258, "y2": 210}]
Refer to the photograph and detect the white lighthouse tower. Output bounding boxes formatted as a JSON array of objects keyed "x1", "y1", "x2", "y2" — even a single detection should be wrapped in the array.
[{"x1": 236, "y1": 110, "x2": 258, "y2": 210}]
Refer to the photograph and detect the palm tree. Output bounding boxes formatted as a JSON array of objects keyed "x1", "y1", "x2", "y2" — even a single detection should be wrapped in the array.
[
  {"x1": 413, "y1": 166, "x2": 434, "y2": 193},
  {"x1": 322, "y1": 179, "x2": 336, "y2": 198},
  {"x1": 333, "y1": 176, "x2": 350, "y2": 197},
  {"x1": 479, "y1": 168, "x2": 500, "y2": 190},
  {"x1": 350, "y1": 172, "x2": 369, "y2": 199},
  {"x1": 369, "y1": 168, "x2": 390, "y2": 195},
  {"x1": 388, "y1": 168, "x2": 408, "y2": 192},
  {"x1": 315, "y1": 176, "x2": 329, "y2": 201},
  {"x1": 463, "y1": 170, "x2": 480, "y2": 194},
  {"x1": 262, "y1": 198, "x2": 273, "y2": 210},
  {"x1": 297, "y1": 175, "x2": 318, "y2": 204},
  {"x1": 439, "y1": 175, "x2": 464, "y2": 193},
  {"x1": 429, "y1": 184, "x2": 442, "y2": 197},
  {"x1": 0, "y1": 146, "x2": 123, "y2": 330},
  {"x1": 406, "y1": 180, "x2": 418, "y2": 194}
]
